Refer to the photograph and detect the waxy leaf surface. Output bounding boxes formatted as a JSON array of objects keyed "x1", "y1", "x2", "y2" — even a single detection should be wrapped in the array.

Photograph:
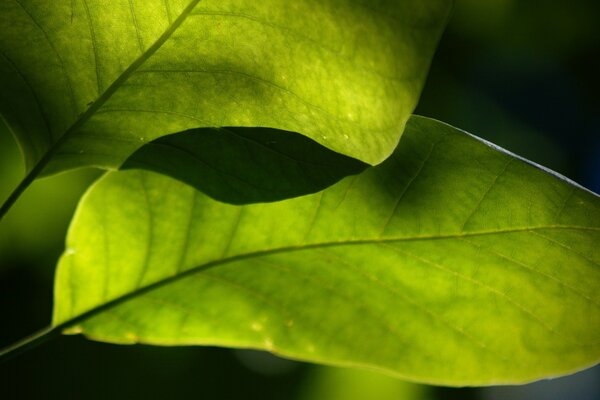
[
  {"x1": 54, "y1": 116, "x2": 600, "y2": 385},
  {"x1": 0, "y1": 0, "x2": 451, "y2": 174}
]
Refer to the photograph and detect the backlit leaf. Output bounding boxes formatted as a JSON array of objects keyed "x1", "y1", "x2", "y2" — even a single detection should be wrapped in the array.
[
  {"x1": 0, "y1": 0, "x2": 451, "y2": 175},
  {"x1": 53, "y1": 116, "x2": 600, "y2": 385}
]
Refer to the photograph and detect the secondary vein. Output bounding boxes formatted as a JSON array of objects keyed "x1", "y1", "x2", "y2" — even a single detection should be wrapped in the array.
[{"x1": 0, "y1": 0, "x2": 203, "y2": 222}]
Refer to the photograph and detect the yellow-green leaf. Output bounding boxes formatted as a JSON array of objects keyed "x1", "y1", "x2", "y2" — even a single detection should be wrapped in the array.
[
  {"x1": 0, "y1": 0, "x2": 451, "y2": 175},
  {"x1": 53, "y1": 116, "x2": 600, "y2": 385}
]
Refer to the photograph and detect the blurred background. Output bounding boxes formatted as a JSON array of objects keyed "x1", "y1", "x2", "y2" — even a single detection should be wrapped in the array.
[{"x1": 1, "y1": 0, "x2": 599, "y2": 398}]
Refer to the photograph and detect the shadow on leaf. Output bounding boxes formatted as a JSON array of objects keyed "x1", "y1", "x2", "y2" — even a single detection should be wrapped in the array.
[{"x1": 121, "y1": 127, "x2": 367, "y2": 204}]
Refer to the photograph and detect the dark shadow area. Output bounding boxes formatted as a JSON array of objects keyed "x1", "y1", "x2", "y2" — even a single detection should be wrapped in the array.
[
  {"x1": 123, "y1": 127, "x2": 367, "y2": 205},
  {"x1": 0, "y1": 334, "x2": 309, "y2": 400}
]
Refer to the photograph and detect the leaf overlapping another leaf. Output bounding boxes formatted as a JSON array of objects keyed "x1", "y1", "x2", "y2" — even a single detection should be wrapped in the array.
[
  {"x1": 53, "y1": 116, "x2": 600, "y2": 385},
  {"x1": 122, "y1": 127, "x2": 367, "y2": 204},
  {"x1": 0, "y1": 0, "x2": 452, "y2": 176}
]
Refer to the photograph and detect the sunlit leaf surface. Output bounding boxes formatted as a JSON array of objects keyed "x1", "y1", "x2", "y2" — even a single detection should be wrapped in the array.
[
  {"x1": 53, "y1": 116, "x2": 600, "y2": 385},
  {"x1": 0, "y1": 0, "x2": 451, "y2": 174}
]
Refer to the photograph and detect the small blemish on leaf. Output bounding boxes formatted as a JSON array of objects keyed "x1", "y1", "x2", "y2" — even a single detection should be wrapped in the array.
[
  {"x1": 251, "y1": 322, "x2": 263, "y2": 332},
  {"x1": 263, "y1": 338, "x2": 274, "y2": 349}
]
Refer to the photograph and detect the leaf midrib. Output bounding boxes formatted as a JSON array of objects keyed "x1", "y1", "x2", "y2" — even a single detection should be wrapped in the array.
[
  {"x1": 56, "y1": 224, "x2": 599, "y2": 331},
  {"x1": 0, "y1": 0, "x2": 202, "y2": 220},
  {"x1": 46, "y1": 0, "x2": 203, "y2": 160}
]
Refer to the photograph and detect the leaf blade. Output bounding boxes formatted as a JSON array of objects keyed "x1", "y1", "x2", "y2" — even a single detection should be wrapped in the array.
[
  {"x1": 53, "y1": 116, "x2": 600, "y2": 385},
  {"x1": 0, "y1": 0, "x2": 452, "y2": 174}
]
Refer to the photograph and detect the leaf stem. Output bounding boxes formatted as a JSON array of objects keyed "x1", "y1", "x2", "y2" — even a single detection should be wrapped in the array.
[
  {"x1": 0, "y1": 152, "x2": 53, "y2": 222},
  {"x1": 0, "y1": 326, "x2": 60, "y2": 364}
]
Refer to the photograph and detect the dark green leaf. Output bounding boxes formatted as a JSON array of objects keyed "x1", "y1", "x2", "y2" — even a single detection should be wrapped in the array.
[{"x1": 122, "y1": 127, "x2": 366, "y2": 204}]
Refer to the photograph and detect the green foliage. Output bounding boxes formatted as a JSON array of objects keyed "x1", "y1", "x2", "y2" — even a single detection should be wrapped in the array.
[
  {"x1": 0, "y1": 0, "x2": 450, "y2": 174},
  {"x1": 0, "y1": 0, "x2": 599, "y2": 390},
  {"x1": 53, "y1": 117, "x2": 600, "y2": 385}
]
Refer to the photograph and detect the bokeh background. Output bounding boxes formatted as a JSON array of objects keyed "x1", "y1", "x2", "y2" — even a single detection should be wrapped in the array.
[{"x1": 1, "y1": 0, "x2": 599, "y2": 398}]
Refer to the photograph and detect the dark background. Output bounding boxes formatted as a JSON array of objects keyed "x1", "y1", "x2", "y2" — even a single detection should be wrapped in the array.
[{"x1": 1, "y1": 1, "x2": 599, "y2": 398}]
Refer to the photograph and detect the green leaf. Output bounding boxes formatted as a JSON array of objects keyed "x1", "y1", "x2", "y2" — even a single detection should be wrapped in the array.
[
  {"x1": 122, "y1": 127, "x2": 366, "y2": 204},
  {"x1": 53, "y1": 116, "x2": 600, "y2": 385},
  {"x1": 0, "y1": 0, "x2": 451, "y2": 175}
]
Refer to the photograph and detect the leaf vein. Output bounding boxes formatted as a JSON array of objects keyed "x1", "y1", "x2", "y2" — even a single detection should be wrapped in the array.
[
  {"x1": 319, "y1": 249, "x2": 508, "y2": 361},
  {"x1": 379, "y1": 132, "x2": 447, "y2": 235},
  {"x1": 11, "y1": 0, "x2": 78, "y2": 116},
  {"x1": 174, "y1": 190, "x2": 197, "y2": 274},
  {"x1": 0, "y1": 50, "x2": 53, "y2": 146},
  {"x1": 461, "y1": 158, "x2": 514, "y2": 231},
  {"x1": 186, "y1": 10, "x2": 409, "y2": 83},
  {"x1": 461, "y1": 237, "x2": 600, "y2": 308},
  {"x1": 221, "y1": 208, "x2": 244, "y2": 258},
  {"x1": 530, "y1": 231, "x2": 598, "y2": 266},
  {"x1": 382, "y1": 244, "x2": 558, "y2": 334},
  {"x1": 254, "y1": 258, "x2": 426, "y2": 357},
  {"x1": 135, "y1": 175, "x2": 154, "y2": 289},
  {"x1": 128, "y1": 0, "x2": 145, "y2": 53},
  {"x1": 81, "y1": 0, "x2": 103, "y2": 92}
]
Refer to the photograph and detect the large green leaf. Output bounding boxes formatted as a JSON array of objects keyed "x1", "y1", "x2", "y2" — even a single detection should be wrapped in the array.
[
  {"x1": 53, "y1": 116, "x2": 600, "y2": 385},
  {"x1": 0, "y1": 0, "x2": 451, "y2": 175}
]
